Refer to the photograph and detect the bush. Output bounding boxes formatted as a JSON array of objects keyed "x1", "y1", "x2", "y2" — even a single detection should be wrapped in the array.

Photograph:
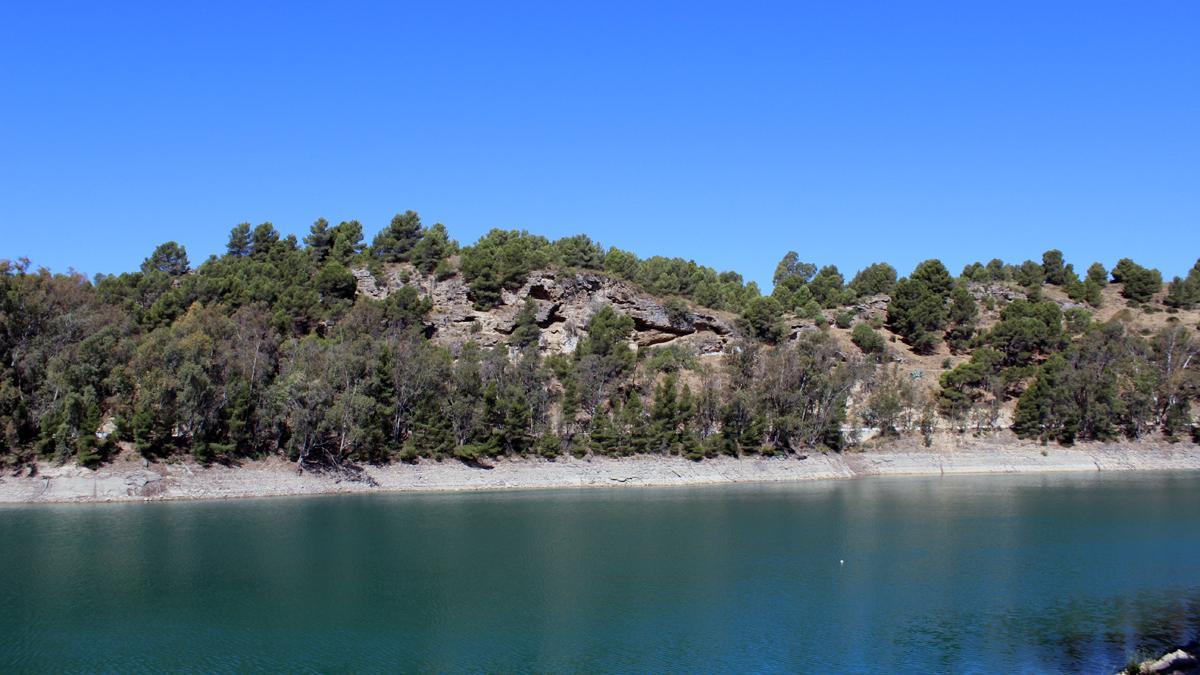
[
  {"x1": 1041, "y1": 249, "x2": 1067, "y2": 285},
  {"x1": 909, "y1": 330, "x2": 939, "y2": 355},
  {"x1": 738, "y1": 297, "x2": 785, "y2": 342},
  {"x1": 1165, "y1": 260, "x2": 1200, "y2": 309},
  {"x1": 886, "y1": 266, "x2": 951, "y2": 353},
  {"x1": 645, "y1": 344, "x2": 697, "y2": 373},
  {"x1": 554, "y1": 235, "x2": 605, "y2": 270},
  {"x1": 399, "y1": 443, "x2": 420, "y2": 463},
  {"x1": 1064, "y1": 307, "x2": 1092, "y2": 334},
  {"x1": 1013, "y1": 260, "x2": 1045, "y2": 289},
  {"x1": 851, "y1": 323, "x2": 886, "y2": 355},
  {"x1": 314, "y1": 261, "x2": 357, "y2": 301},
  {"x1": 460, "y1": 229, "x2": 555, "y2": 309},
  {"x1": 848, "y1": 262, "x2": 897, "y2": 297},
  {"x1": 664, "y1": 297, "x2": 690, "y2": 327},
  {"x1": 834, "y1": 311, "x2": 854, "y2": 329},
  {"x1": 1117, "y1": 261, "x2": 1163, "y2": 303},
  {"x1": 535, "y1": 434, "x2": 561, "y2": 459}
]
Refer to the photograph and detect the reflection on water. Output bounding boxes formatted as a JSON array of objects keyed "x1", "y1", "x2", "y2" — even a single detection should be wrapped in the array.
[
  {"x1": 902, "y1": 587, "x2": 1200, "y2": 672},
  {"x1": 1, "y1": 471, "x2": 1198, "y2": 672}
]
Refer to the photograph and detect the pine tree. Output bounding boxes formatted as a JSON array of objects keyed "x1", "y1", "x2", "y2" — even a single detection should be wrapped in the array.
[
  {"x1": 329, "y1": 221, "x2": 366, "y2": 263},
  {"x1": 498, "y1": 384, "x2": 533, "y2": 455},
  {"x1": 848, "y1": 262, "x2": 897, "y2": 297},
  {"x1": 305, "y1": 218, "x2": 333, "y2": 264},
  {"x1": 1120, "y1": 264, "x2": 1163, "y2": 303},
  {"x1": 910, "y1": 259, "x2": 954, "y2": 296},
  {"x1": 406, "y1": 395, "x2": 455, "y2": 458},
  {"x1": 887, "y1": 278, "x2": 948, "y2": 354},
  {"x1": 411, "y1": 223, "x2": 455, "y2": 275},
  {"x1": 314, "y1": 261, "x2": 357, "y2": 303},
  {"x1": 1164, "y1": 260, "x2": 1200, "y2": 309},
  {"x1": 141, "y1": 242, "x2": 190, "y2": 277},
  {"x1": 623, "y1": 391, "x2": 650, "y2": 455},
  {"x1": 1086, "y1": 262, "x2": 1108, "y2": 285},
  {"x1": 227, "y1": 223, "x2": 251, "y2": 257},
  {"x1": 372, "y1": 211, "x2": 424, "y2": 262},
  {"x1": 1041, "y1": 249, "x2": 1067, "y2": 285},
  {"x1": 944, "y1": 284, "x2": 978, "y2": 353},
  {"x1": 535, "y1": 432, "x2": 562, "y2": 459},
  {"x1": 1013, "y1": 356, "x2": 1068, "y2": 442},
  {"x1": 509, "y1": 298, "x2": 541, "y2": 348},
  {"x1": 249, "y1": 223, "x2": 280, "y2": 259},
  {"x1": 648, "y1": 374, "x2": 695, "y2": 454},
  {"x1": 588, "y1": 409, "x2": 620, "y2": 456}
]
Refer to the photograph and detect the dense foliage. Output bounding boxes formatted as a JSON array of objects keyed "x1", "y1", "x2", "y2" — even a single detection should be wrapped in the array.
[
  {"x1": 455, "y1": 230, "x2": 761, "y2": 312},
  {"x1": 1, "y1": 221, "x2": 1197, "y2": 470}
]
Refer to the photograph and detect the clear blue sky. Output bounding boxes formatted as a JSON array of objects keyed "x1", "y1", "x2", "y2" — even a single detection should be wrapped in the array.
[{"x1": 2, "y1": 1, "x2": 1197, "y2": 289}]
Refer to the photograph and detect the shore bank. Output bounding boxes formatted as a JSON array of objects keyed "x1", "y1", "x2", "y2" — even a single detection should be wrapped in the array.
[{"x1": 2, "y1": 438, "x2": 1199, "y2": 504}]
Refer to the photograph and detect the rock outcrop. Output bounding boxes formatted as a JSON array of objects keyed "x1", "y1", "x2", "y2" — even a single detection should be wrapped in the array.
[
  {"x1": 1124, "y1": 644, "x2": 1198, "y2": 674},
  {"x1": 353, "y1": 265, "x2": 741, "y2": 355}
]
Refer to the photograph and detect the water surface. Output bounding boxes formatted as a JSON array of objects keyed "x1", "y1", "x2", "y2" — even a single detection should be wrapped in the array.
[{"x1": 2, "y1": 471, "x2": 1199, "y2": 672}]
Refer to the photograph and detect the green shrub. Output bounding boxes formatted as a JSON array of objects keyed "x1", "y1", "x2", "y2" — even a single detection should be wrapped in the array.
[
  {"x1": 1115, "y1": 259, "x2": 1163, "y2": 303},
  {"x1": 535, "y1": 434, "x2": 561, "y2": 459},
  {"x1": 851, "y1": 323, "x2": 886, "y2": 355}
]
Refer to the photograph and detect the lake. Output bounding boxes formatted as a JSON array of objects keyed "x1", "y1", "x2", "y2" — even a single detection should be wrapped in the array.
[{"x1": 2, "y1": 471, "x2": 1199, "y2": 672}]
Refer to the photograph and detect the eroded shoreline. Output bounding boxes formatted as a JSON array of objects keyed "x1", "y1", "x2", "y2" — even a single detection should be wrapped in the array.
[{"x1": 2, "y1": 438, "x2": 1199, "y2": 504}]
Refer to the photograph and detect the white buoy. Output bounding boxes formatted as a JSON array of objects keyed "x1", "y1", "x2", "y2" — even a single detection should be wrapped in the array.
[{"x1": 839, "y1": 559, "x2": 844, "y2": 566}]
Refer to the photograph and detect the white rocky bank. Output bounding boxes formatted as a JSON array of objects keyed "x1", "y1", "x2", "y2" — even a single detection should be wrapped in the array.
[{"x1": 2, "y1": 440, "x2": 1199, "y2": 504}]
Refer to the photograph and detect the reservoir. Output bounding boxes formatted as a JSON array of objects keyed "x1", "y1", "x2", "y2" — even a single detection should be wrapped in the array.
[{"x1": 2, "y1": 471, "x2": 1198, "y2": 672}]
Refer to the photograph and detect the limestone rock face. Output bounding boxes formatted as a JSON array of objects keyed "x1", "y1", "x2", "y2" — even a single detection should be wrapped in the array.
[
  {"x1": 967, "y1": 281, "x2": 1089, "y2": 312},
  {"x1": 353, "y1": 265, "x2": 741, "y2": 355},
  {"x1": 969, "y1": 282, "x2": 1025, "y2": 304}
]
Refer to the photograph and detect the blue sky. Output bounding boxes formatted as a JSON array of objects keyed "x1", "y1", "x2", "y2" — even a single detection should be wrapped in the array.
[{"x1": 2, "y1": 1, "x2": 1197, "y2": 289}]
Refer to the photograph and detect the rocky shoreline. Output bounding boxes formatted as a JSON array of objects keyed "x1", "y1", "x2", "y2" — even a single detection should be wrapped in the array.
[
  {"x1": 1122, "y1": 643, "x2": 1198, "y2": 674},
  {"x1": 2, "y1": 437, "x2": 1199, "y2": 504}
]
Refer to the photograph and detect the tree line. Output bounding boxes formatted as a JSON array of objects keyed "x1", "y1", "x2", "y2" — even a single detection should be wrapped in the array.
[{"x1": 1, "y1": 214, "x2": 1197, "y2": 469}]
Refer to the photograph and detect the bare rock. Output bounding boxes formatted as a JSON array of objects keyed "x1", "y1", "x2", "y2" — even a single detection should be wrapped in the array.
[
  {"x1": 968, "y1": 282, "x2": 1025, "y2": 304},
  {"x1": 1133, "y1": 647, "x2": 1198, "y2": 674},
  {"x1": 353, "y1": 269, "x2": 386, "y2": 300}
]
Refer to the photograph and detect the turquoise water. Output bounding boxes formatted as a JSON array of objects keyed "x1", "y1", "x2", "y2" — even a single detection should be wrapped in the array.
[{"x1": 2, "y1": 471, "x2": 1199, "y2": 673}]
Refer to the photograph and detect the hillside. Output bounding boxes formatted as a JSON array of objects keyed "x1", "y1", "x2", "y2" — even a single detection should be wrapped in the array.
[
  {"x1": 1, "y1": 213, "x2": 1198, "y2": 472},
  {"x1": 351, "y1": 251, "x2": 1200, "y2": 451}
]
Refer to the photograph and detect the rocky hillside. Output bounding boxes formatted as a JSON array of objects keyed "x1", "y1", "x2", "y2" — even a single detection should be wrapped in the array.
[
  {"x1": 4, "y1": 215, "x2": 1196, "y2": 470},
  {"x1": 355, "y1": 263, "x2": 742, "y2": 356}
]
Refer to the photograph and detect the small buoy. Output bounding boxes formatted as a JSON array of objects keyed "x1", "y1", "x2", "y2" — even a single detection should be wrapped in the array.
[{"x1": 839, "y1": 559, "x2": 844, "y2": 566}]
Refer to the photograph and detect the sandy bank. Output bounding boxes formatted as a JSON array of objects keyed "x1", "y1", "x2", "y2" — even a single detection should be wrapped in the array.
[{"x1": 2, "y1": 438, "x2": 1199, "y2": 504}]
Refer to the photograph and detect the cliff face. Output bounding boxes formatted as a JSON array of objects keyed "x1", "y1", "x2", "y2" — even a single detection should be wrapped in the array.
[{"x1": 354, "y1": 265, "x2": 741, "y2": 355}]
